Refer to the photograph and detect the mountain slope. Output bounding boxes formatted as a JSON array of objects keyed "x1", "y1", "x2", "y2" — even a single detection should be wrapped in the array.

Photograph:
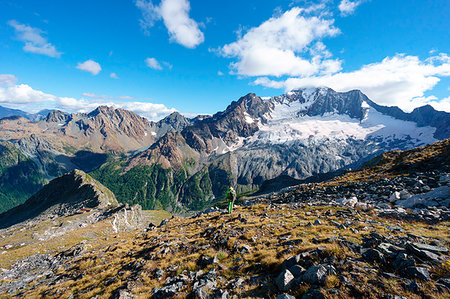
[
  {"x1": 93, "y1": 88, "x2": 448, "y2": 212},
  {"x1": 3, "y1": 139, "x2": 449, "y2": 298},
  {"x1": 0, "y1": 169, "x2": 118, "y2": 229},
  {"x1": 0, "y1": 141, "x2": 46, "y2": 213}
]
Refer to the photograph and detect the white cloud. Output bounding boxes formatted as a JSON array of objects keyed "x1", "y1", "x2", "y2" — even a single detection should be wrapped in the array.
[
  {"x1": 145, "y1": 57, "x2": 163, "y2": 70},
  {"x1": 136, "y1": 0, "x2": 204, "y2": 48},
  {"x1": 338, "y1": 0, "x2": 361, "y2": 16},
  {"x1": 217, "y1": 71, "x2": 224, "y2": 76},
  {"x1": 118, "y1": 95, "x2": 136, "y2": 100},
  {"x1": 0, "y1": 74, "x2": 18, "y2": 87},
  {"x1": 81, "y1": 93, "x2": 110, "y2": 99},
  {"x1": 254, "y1": 54, "x2": 450, "y2": 112},
  {"x1": 110, "y1": 72, "x2": 119, "y2": 79},
  {"x1": 218, "y1": 7, "x2": 340, "y2": 77},
  {"x1": 0, "y1": 77, "x2": 177, "y2": 120},
  {"x1": 8, "y1": 20, "x2": 61, "y2": 58},
  {"x1": 0, "y1": 83, "x2": 56, "y2": 105},
  {"x1": 76, "y1": 60, "x2": 102, "y2": 75}
]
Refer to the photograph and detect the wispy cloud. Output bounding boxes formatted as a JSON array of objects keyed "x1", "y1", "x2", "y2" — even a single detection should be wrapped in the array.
[
  {"x1": 110, "y1": 72, "x2": 119, "y2": 79},
  {"x1": 0, "y1": 74, "x2": 18, "y2": 87},
  {"x1": 338, "y1": 0, "x2": 362, "y2": 16},
  {"x1": 7, "y1": 20, "x2": 62, "y2": 58},
  {"x1": 136, "y1": 0, "x2": 204, "y2": 48},
  {"x1": 145, "y1": 57, "x2": 163, "y2": 70},
  {"x1": 81, "y1": 92, "x2": 111, "y2": 99},
  {"x1": 76, "y1": 60, "x2": 102, "y2": 75}
]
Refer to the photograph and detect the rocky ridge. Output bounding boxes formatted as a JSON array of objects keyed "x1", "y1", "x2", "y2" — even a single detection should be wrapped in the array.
[{"x1": 0, "y1": 169, "x2": 119, "y2": 229}]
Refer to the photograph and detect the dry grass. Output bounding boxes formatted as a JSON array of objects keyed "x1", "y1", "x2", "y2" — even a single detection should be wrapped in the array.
[{"x1": 0, "y1": 202, "x2": 447, "y2": 298}]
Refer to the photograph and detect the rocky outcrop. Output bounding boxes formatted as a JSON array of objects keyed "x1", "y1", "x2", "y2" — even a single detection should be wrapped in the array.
[
  {"x1": 181, "y1": 93, "x2": 270, "y2": 153},
  {"x1": 0, "y1": 169, "x2": 118, "y2": 229}
]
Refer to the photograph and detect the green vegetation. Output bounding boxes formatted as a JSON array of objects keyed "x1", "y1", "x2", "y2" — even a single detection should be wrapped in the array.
[
  {"x1": 0, "y1": 142, "x2": 46, "y2": 213},
  {"x1": 90, "y1": 158, "x2": 233, "y2": 212}
]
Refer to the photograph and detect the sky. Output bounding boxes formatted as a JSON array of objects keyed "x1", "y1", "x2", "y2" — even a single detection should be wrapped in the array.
[{"x1": 0, "y1": 0, "x2": 449, "y2": 120}]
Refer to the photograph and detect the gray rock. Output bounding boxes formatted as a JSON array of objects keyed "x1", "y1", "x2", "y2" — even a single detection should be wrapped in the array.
[
  {"x1": 275, "y1": 269, "x2": 295, "y2": 291},
  {"x1": 302, "y1": 265, "x2": 328, "y2": 284},
  {"x1": 362, "y1": 248, "x2": 385, "y2": 264},
  {"x1": 404, "y1": 280, "x2": 420, "y2": 293},
  {"x1": 392, "y1": 253, "x2": 415, "y2": 270},
  {"x1": 411, "y1": 242, "x2": 448, "y2": 254},
  {"x1": 405, "y1": 267, "x2": 431, "y2": 281},
  {"x1": 396, "y1": 186, "x2": 450, "y2": 208},
  {"x1": 288, "y1": 265, "x2": 306, "y2": 278},
  {"x1": 276, "y1": 295, "x2": 296, "y2": 299},
  {"x1": 301, "y1": 287, "x2": 325, "y2": 299}
]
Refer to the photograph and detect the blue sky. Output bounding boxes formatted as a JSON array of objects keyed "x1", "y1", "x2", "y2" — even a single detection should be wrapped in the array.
[{"x1": 0, "y1": 0, "x2": 449, "y2": 119}]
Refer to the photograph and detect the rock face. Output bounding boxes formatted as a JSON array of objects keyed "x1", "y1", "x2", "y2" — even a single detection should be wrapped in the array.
[{"x1": 0, "y1": 169, "x2": 118, "y2": 229}]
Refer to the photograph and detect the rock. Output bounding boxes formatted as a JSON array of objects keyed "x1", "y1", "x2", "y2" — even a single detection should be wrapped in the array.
[
  {"x1": 302, "y1": 265, "x2": 328, "y2": 285},
  {"x1": 240, "y1": 245, "x2": 252, "y2": 253},
  {"x1": 389, "y1": 191, "x2": 401, "y2": 202},
  {"x1": 112, "y1": 289, "x2": 135, "y2": 299},
  {"x1": 275, "y1": 269, "x2": 295, "y2": 291},
  {"x1": 404, "y1": 280, "x2": 420, "y2": 293},
  {"x1": 155, "y1": 269, "x2": 165, "y2": 279},
  {"x1": 197, "y1": 255, "x2": 219, "y2": 268},
  {"x1": 337, "y1": 197, "x2": 358, "y2": 207},
  {"x1": 282, "y1": 255, "x2": 301, "y2": 270},
  {"x1": 362, "y1": 248, "x2": 385, "y2": 264},
  {"x1": 405, "y1": 267, "x2": 431, "y2": 281},
  {"x1": 313, "y1": 219, "x2": 321, "y2": 225},
  {"x1": 301, "y1": 287, "x2": 325, "y2": 299},
  {"x1": 438, "y1": 277, "x2": 450, "y2": 288},
  {"x1": 410, "y1": 242, "x2": 448, "y2": 254},
  {"x1": 195, "y1": 287, "x2": 208, "y2": 299},
  {"x1": 396, "y1": 186, "x2": 450, "y2": 208},
  {"x1": 288, "y1": 265, "x2": 305, "y2": 278},
  {"x1": 392, "y1": 253, "x2": 415, "y2": 271},
  {"x1": 276, "y1": 294, "x2": 296, "y2": 299}
]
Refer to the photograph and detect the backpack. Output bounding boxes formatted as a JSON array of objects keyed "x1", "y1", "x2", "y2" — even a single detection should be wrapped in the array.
[{"x1": 229, "y1": 188, "x2": 236, "y2": 201}]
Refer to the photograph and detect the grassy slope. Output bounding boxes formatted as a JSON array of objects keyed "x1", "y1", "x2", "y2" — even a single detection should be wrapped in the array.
[
  {"x1": 17, "y1": 204, "x2": 450, "y2": 298},
  {"x1": 324, "y1": 138, "x2": 450, "y2": 187}
]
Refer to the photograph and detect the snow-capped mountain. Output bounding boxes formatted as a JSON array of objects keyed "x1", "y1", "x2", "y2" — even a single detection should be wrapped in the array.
[
  {"x1": 232, "y1": 88, "x2": 437, "y2": 150},
  {"x1": 128, "y1": 87, "x2": 448, "y2": 201}
]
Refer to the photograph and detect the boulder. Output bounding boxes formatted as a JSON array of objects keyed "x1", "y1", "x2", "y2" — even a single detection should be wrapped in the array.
[
  {"x1": 405, "y1": 267, "x2": 431, "y2": 281},
  {"x1": 275, "y1": 269, "x2": 295, "y2": 291},
  {"x1": 302, "y1": 265, "x2": 328, "y2": 285}
]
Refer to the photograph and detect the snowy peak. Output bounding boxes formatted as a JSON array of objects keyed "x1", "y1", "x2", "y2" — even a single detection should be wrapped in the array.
[{"x1": 268, "y1": 88, "x2": 370, "y2": 121}]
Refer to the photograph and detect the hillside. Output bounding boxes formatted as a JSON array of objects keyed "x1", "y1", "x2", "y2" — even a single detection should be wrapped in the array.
[
  {"x1": 0, "y1": 141, "x2": 46, "y2": 213},
  {"x1": 0, "y1": 139, "x2": 448, "y2": 298}
]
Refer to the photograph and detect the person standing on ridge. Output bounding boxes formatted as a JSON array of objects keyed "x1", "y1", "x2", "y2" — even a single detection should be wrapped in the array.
[{"x1": 226, "y1": 185, "x2": 236, "y2": 214}]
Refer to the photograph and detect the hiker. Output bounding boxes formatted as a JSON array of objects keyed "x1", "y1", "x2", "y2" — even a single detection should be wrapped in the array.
[{"x1": 226, "y1": 185, "x2": 236, "y2": 214}]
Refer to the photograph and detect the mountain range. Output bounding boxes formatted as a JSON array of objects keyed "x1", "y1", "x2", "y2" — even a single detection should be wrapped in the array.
[{"x1": 0, "y1": 87, "x2": 448, "y2": 213}]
